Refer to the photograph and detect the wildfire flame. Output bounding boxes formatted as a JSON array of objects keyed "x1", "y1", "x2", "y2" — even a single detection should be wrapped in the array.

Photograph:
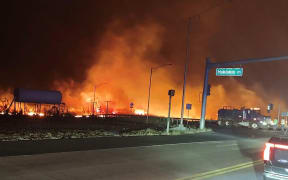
[
  {"x1": 135, "y1": 109, "x2": 145, "y2": 115},
  {"x1": 27, "y1": 111, "x2": 35, "y2": 116},
  {"x1": 1, "y1": 18, "x2": 287, "y2": 120}
]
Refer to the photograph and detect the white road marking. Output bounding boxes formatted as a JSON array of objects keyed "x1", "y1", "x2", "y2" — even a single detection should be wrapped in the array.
[
  {"x1": 142, "y1": 140, "x2": 229, "y2": 147},
  {"x1": 0, "y1": 140, "x2": 238, "y2": 158},
  {"x1": 96, "y1": 140, "x2": 235, "y2": 151},
  {"x1": 216, "y1": 143, "x2": 238, "y2": 147}
]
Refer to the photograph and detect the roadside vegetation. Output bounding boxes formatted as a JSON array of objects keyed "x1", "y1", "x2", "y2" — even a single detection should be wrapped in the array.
[{"x1": 0, "y1": 115, "x2": 212, "y2": 141}]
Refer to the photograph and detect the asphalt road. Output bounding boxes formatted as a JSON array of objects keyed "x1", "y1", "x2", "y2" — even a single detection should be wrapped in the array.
[
  {"x1": 0, "y1": 131, "x2": 238, "y2": 156},
  {"x1": 0, "y1": 127, "x2": 274, "y2": 180}
]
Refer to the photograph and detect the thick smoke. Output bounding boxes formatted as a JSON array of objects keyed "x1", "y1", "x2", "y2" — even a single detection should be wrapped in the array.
[
  {"x1": 208, "y1": 0, "x2": 288, "y2": 117},
  {"x1": 1, "y1": 0, "x2": 288, "y2": 118}
]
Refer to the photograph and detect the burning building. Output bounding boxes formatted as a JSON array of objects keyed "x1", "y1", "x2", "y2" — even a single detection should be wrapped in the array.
[{"x1": 5, "y1": 88, "x2": 64, "y2": 116}]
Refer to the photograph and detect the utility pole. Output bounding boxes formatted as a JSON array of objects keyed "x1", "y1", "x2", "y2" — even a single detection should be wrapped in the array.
[
  {"x1": 105, "y1": 101, "x2": 112, "y2": 115},
  {"x1": 92, "y1": 86, "x2": 96, "y2": 116},
  {"x1": 91, "y1": 82, "x2": 108, "y2": 116},
  {"x1": 179, "y1": 17, "x2": 192, "y2": 130}
]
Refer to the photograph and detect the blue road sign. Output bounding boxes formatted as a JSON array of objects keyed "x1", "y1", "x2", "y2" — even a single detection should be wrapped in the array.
[{"x1": 186, "y1": 104, "x2": 192, "y2": 110}]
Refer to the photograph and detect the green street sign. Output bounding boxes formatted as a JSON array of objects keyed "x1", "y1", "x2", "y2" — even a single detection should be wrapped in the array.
[{"x1": 216, "y1": 68, "x2": 243, "y2": 76}]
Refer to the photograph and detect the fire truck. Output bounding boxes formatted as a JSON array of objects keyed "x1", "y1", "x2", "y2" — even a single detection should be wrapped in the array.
[{"x1": 217, "y1": 106, "x2": 272, "y2": 129}]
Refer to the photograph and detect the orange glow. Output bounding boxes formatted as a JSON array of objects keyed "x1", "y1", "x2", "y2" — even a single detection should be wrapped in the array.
[
  {"x1": 53, "y1": 22, "x2": 166, "y2": 116},
  {"x1": 1, "y1": 20, "x2": 287, "y2": 119},
  {"x1": 135, "y1": 109, "x2": 145, "y2": 115},
  {"x1": 52, "y1": 21, "x2": 286, "y2": 119},
  {"x1": 27, "y1": 111, "x2": 35, "y2": 116}
]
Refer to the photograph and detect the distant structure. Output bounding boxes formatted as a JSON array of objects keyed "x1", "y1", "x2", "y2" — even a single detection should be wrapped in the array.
[
  {"x1": 14, "y1": 88, "x2": 62, "y2": 104},
  {"x1": 6, "y1": 88, "x2": 63, "y2": 115}
]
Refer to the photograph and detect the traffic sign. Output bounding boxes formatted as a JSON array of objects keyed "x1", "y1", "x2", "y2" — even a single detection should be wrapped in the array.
[
  {"x1": 168, "y1": 89, "x2": 175, "y2": 96},
  {"x1": 281, "y1": 112, "x2": 288, "y2": 117},
  {"x1": 216, "y1": 68, "x2": 243, "y2": 76},
  {"x1": 186, "y1": 104, "x2": 192, "y2": 110},
  {"x1": 130, "y1": 102, "x2": 134, "y2": 108}
]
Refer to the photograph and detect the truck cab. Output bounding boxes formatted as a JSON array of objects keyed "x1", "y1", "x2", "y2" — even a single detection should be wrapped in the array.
[{"x1": 217, "y1": 106, "x2": 271, "y2": 129}]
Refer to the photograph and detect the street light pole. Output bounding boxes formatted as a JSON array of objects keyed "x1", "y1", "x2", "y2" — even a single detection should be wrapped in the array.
[
  {"x1": 146, "y1": 68, "x2": 153, "y2": 124},
  {"x1": 146, "y1": 64, "x2": 172, "y2": 124},
  {"x1": 179, "y1": 17, "x2": 192, "y2": 129}
]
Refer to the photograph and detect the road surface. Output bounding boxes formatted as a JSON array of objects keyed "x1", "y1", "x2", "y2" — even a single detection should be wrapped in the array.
[{"x1": 0, "y1": 128, "x2": 273, "y2": 180}]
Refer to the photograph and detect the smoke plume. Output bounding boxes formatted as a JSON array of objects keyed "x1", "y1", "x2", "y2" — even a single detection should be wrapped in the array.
[{"x1": 1, "y1": 0, "x2": 288, "y2": 119}]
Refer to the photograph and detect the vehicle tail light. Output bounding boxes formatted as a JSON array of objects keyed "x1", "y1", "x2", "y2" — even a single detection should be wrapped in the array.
[
  {"x1": 264, "y1": 143, "x2": 274, "y2": 161},
  {"x1": 264, "y1": 142, "x2": 288, "y2": 161},
  {"x1": 274, "y1": 144, "x2": 288, "y2": 150}
]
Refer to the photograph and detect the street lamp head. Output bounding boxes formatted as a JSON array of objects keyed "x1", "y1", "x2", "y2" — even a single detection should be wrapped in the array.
[{"x1": 147, "y1": 62, "x2": 172, "y2": 123}]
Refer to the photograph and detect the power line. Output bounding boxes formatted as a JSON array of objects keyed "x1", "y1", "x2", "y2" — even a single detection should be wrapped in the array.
[{"x1": 192, "y1": 0, "x2": 232, "y2": 19}]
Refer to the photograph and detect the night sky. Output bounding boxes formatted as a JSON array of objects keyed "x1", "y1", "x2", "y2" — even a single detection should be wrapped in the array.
[{"x1": 1, "y1": 0, "x2": 288, "y2": 117}]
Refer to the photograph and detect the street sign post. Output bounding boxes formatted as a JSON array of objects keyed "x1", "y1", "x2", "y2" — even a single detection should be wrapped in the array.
[
  {"x1": 216, "y1": 68, "x2": 243, "y2": 76},
  {"x1": 130, "y1": 102, "x2": 134, "y2": 109},
  {"x1": 130, "y1": 102, "x2": 134, "y2": 113},
  {"x1": 186, "y1": 103, "x2": 192, "y2": 119},
  {"x1": 167, "y1": 89, "x2": 175, "y2": 134}
]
